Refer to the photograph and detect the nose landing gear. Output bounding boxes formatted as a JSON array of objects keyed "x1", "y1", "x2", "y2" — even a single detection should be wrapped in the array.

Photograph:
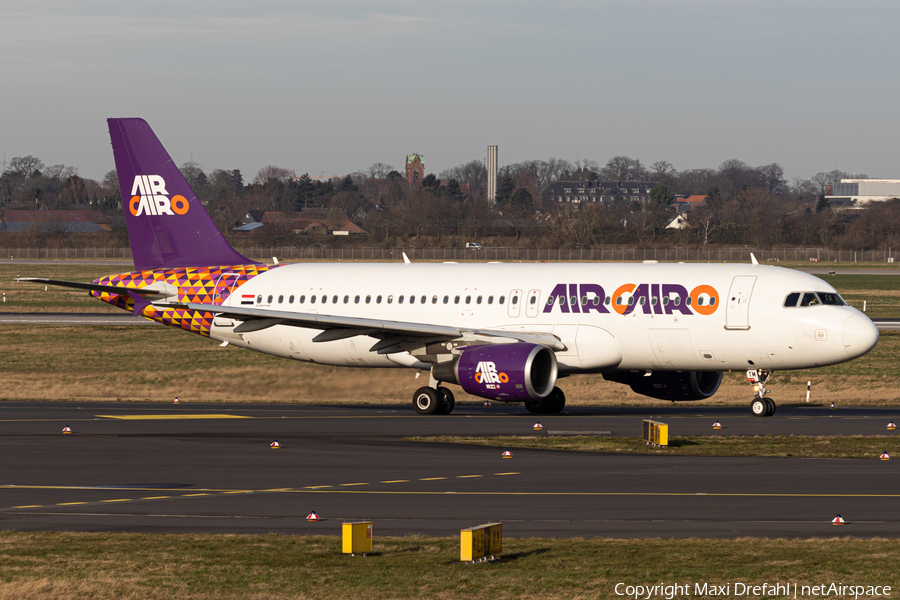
[{"x1": 747, "y1": 369, "x2": 776, "y2": 417}]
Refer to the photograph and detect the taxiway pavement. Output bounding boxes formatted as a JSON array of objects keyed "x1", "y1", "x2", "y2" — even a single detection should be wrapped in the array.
[{"x1": 1, "y1": 402, "x2": 897, "y2": 539}]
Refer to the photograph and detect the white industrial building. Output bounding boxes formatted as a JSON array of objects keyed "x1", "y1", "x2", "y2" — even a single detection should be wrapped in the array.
[{"x1": 826, "y1": 179, "x2": 900, "y2": 206}]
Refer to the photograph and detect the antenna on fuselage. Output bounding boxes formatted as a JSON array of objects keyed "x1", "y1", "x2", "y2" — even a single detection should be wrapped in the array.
[
  {"x1": 402, "y1": 252, "x2": 411, "y2": 264},
  {"x1": 750, "y1": 253, "x2": 759, "y2": 266}
]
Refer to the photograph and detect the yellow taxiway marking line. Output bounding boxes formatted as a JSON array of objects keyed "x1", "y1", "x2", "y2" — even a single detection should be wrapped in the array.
[
  {"x1": 380, "y1": 480, "x2": 409, "y2": 484},
  {"x1": 12, "y1": 505, "x2": 42, "y2": 509},
  {"x1": 419, "y1": 477, "x2": 447, "y2": 481},
  {"x1": 101, "y1": 498, "x2": 131, "y2": 503},
  {"x1": 494, "y1": 472, "x2": 520, "y2": 476},
  {"x1": 95, "y1": 414, "x2": 253, "y2": 420},
  {"x1": 297, "y1": 491, "x2": 900, "y2": 498},
  {"x1": 339, "y1": 483, "x2": 368, "y2": 487},
  {"x1": 304, "y1": 486, "x2": 332, "y2": 489},
  {"x1": 222, "y1": 490, "x2": 252, "y2": 494},
  {"x1": 141, "y1": 496, "x2": 171, "y2": 500},
  {"x1": 183, "y1": 493, "x2": 211, "y2": 497},
  {"x1": 57, "y1": 502, "x2": 88, "y2": 506},
  {"x1": 456, "y1": 475, "x2": 482, "y2": 478}
]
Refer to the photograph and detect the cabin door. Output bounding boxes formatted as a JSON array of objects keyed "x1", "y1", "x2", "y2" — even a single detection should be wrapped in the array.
[{"x1": 725, "y1": 276, "x2": 756, "y2": 330}]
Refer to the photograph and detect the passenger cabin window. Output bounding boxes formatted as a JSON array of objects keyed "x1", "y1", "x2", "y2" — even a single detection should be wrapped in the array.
[
  {"x1": 366, "y1": 295, "x2": 371, "y2": 304},
  {"x1": 421, "y1": 295, "x2": 427, "y2": 304},
  {"x1": 299, "y1": 295, "x2": 306, "y2": 303},
  {"x1": 332, "y1": 295, "x2": 338, "y2": 304},
  {"x1": 408, "y1": 295, "x2": 414, "y2": 304},
  {"x1": 387, "y1": 295, "x2": 393, "y2": 304},
  {"x1": 376, "y1": 295, "x2": 382, "y2": 304},
  {"x1": 477, "y1": 296, "x2": 482, "y2": 304},
  {"x1": 531, "y1": 296, "x2": 538, "y2": 305},
  {"x1": 289, "y1": 295, "x2": 294, "y2": 303},
  {"x1": 278, "y1": 295, "x2": 283, "y2": 304},
  {"x1": 322, "y1": 295, "x2": 328, "y2": 304},
  {"x1": 512, "y1": 296, "x2": 519, "y2": 305},
  {"x1": 488, "y1": 296, "x2": 494, "y2": 304},
  {"x1": 499, "y1": 296, "x2": 505, "y2": 304},
  {"x1": 343, "y1": 295, "x2": 349, "y2": 303},
  {"x1": 354, "y1": 295, "x2": 360, "y2": 304},
  {"x1": 267, "y1": 295, "x2": 273, "y2": 304},
  {"x1": 311, "y1": 296, "x2": 317, "y2": 304},
  {"x1": 454, "y1": 296, "x2": 460, "y2": 304},
  {"x1": 432, "y1": 296, "x2": 438, "y2": 304},
  {"x1": 256, "y1": 295, "x2": 262, "y2": 303},
  {"x1": 465, "y1": 296, "x2": 471, "y2": 304},
  {"x1": 398, "y1": 295, "x2": 404, "y2": 304},
  {"x1": 443, "y1": 296, "x2": 449, "y2": 304}
]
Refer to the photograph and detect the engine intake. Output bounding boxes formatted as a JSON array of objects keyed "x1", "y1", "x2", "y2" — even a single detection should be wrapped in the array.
[
  {"x1": 603, "y1": 370, "x2": 722, "y2": 401},
  {"x1": 432, "y1": 343, "x2": 558, "y2": 401}
]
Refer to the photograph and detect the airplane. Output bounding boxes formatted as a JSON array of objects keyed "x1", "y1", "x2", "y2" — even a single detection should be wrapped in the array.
[{"x1": 17, "y1": 118, "x2": 880, "y2": 417}]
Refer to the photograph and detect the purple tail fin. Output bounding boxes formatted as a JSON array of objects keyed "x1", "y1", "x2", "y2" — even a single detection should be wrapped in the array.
[{"x1": 108, "y1": 118, "x2": 252, "y2": 270}]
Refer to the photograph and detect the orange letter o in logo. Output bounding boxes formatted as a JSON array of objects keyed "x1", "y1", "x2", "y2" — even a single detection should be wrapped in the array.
[
  {"x1": 171, "y1": 195, "x2": 189, "y2": 215},
  {"x1": 689, "y1": 285, "x2": 719, "y2": 316},
  {"x1": 498, "y1": 372, "x2": 509, "y2": 384},
  {"x1": 611, "y1": 283, "x2": 636, "y2": 315},
  {"x1": 474, "y1": 373, "x2": 482, "y2": 384},
  {"x1": 129, "y1": 196, "x2": 141, "y2": 216}
]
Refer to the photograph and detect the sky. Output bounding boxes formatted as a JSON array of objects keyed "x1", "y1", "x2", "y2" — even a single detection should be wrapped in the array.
[{"x1": 2, "y1": 0, "x2": 899, "y2": 184}]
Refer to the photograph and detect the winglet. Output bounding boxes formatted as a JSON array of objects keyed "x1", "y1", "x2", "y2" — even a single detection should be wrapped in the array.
[
  {"x1": 750, "y1": 253, "x2": 759, "y2": 266},
  {"x1": 402, "y1": 252, "x2": 411, "y2": 264}
]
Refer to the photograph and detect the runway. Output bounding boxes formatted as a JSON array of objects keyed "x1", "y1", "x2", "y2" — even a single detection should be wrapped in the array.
[{"x1": 1, "y1": 402, "x2": 898, "y2": 539}]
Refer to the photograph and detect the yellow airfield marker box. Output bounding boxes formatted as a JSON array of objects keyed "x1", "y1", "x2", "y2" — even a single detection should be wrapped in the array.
[
  {"x1": 642, "y1": 420, "x2": 668, "y2": 446},
  {"x1": 342, "y1": 522, "x2": 373, "y2": 555},
  {"x1": 460, "y1": 522, "x2": 502, "y2": 562}
]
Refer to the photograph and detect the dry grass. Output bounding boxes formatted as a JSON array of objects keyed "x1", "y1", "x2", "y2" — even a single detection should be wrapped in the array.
[
  {"x1": 406, "y1": 435, "x2": 900, "y2": 458},
  {"x1": 0, "y1": 532, "x2": 897, "y2": 599},
  {"x1": 1, "y1": 324, "x2": 900, "y2": 405}
]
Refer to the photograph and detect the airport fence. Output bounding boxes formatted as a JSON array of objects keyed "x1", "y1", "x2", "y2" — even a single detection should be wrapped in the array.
[{"x1": 1, "y1": 246, "x2": 897, "y2": 263}]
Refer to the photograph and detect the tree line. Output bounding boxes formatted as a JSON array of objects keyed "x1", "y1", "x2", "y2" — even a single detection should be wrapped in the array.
[{"x1": 2, "y1": 151, "x2": 897, "y2": 251}]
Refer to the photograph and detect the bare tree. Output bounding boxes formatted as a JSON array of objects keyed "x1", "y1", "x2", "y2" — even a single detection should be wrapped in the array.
[
  {"x1": 601, "y1": 156, "x2": 646, "y2": 181},
  {"x1": 366, "y1": 163, "x2": 395, "y2": 179}
]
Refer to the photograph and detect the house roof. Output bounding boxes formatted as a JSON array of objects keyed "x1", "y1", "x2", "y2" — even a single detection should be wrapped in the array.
[{"x1": 678, "y1": 195, "x2": 707, "y2": 203}]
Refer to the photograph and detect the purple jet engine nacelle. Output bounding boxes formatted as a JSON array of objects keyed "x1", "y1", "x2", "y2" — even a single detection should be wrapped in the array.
[{"x1": 431, "y1": 343, "x2": 558, "y2": 401}]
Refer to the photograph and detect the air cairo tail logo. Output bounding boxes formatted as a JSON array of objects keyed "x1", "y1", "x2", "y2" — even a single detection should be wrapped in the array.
[
  {"x1": 129, "y1": 175, "x2": 190, "y2": 217},
  {"x1": 474, "y1": 361, "x2": 509, "y2": 390}
]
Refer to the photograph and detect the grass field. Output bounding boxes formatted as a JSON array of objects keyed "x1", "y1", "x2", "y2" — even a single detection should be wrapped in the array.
[
  {"x1": 406, "y1": 435, "x2": 900, "y2": 459},
  {"x1": 0, "y1": 532, "x2": 896, "y2": 600}
]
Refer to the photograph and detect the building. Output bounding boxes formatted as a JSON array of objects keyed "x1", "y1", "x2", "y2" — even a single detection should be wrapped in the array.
[
  {"x1": 547, "y1": 180, "x2": 658, "y2": 206},
  {"x1": 233, "y1": 209, "x2": 366, "y2": 236},
  {"x1": 487, "y1": 145, "x2": 498, "y2": 203},
  {"x1": 826, "y1": 179, "x2": 900, "y2": 207},
  {"x1": 405, "y1": 154, "x2": 424, "y2": 188},
  {"x1": 675, "y1": 195, "x2": 707, "y2": 213}
]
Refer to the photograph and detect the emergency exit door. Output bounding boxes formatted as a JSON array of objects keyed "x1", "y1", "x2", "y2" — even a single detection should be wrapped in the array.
[{"x1": 725, "y1": 276, "x2": 756, "y2": 330}]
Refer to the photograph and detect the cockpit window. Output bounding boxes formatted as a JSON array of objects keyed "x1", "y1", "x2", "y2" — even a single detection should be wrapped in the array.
[
  {"x1": 799, "y1": 293, "x2": 819, "y2": 307},
  {"x1": 784, "y1": 292, "x2": 800, "y2": 307},
  {"x1": 817, "y1": 292, "x2": 846, "y2": 306}
]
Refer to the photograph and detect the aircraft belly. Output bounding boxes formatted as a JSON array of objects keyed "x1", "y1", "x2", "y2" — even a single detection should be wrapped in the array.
[{"x1": 647, "y1": 329, "x2": 700, "y2": 369}]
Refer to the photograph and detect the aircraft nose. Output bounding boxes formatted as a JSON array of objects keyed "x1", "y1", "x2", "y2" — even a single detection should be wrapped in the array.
[{"x1": 843, "y1": 313, "x2": 879, "y2": 358}]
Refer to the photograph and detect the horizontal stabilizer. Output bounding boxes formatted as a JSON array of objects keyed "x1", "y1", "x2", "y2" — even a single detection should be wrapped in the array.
[{"x1": 15, "y1": 277, "x2": 177, "y2": 298}]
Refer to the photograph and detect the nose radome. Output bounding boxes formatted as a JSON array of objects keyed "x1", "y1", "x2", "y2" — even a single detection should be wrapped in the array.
[{"x1": 843, "y1": 313, "x2": 879, "y2": 358}]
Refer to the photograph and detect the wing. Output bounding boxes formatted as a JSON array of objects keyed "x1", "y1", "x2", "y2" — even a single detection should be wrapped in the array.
[{"x1": 156, "y1": 301, "x2": 566, "y2": 353}]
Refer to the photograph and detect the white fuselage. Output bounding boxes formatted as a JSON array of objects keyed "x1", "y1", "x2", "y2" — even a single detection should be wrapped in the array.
[{"x1": 207, "y1": 261, "x2": 878, "y2": 374}]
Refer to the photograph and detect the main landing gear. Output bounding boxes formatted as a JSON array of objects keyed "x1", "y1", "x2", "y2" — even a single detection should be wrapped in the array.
[
  {"x1": 747, "y1": 369, "x2": 776, "y2": 417},
  {"x1": 525, "y1": 387, "x2": 566, "y2": 415},
  {"x1": 412, "y1": 385, "x2": 455, "y2": 415}
]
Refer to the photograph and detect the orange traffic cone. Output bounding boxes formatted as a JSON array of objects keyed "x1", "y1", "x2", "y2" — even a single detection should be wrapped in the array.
[
  {"x1": 270, "y1": 440, "x2": 281, "y2": 449},
  {"x1": 501, "y1": 449, "x2": 513, "y2": 458},
  {"x1": 62, "y1": 426, "x2": 72, "y2": 434},
  {"x1": 174, "y1": 397, "x2": 179, "y2": 404},
  {"x1": 483, "y1": 401, "x2": 492, "y2": 407},
  {"x1": 712, "y1": 421, "x2": 722, "y2": 429},
  {"x1": 832, "y1": 514, "x2": 846, "y2": 525},
  {"x1": 830, "y1": 402, "x2": 836, "y2": 410},
  {"x1": 533, "y1": 422, "x2": 543, "y2": 431},
  {"x1": 880, "y1": 451, "x2": 891, "y2": 461},
  {"x1": 306, "y1": 511, "x2": 320, "y2": 521},
  {"x1": 888, "y1": 421, "x2": 896, "y2": 430}
]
